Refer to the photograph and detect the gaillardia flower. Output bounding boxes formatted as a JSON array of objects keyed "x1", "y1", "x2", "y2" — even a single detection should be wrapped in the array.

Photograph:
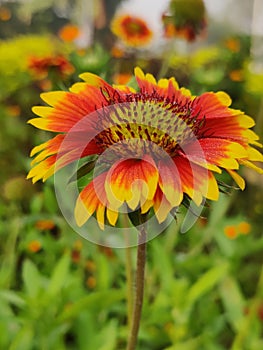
[
  {"x1": 110, "y1": 14, "x2": 153, "y2": 47},
  {"x1": 28, "y1": 55, "x2": 74, "y2": 79},
  {"x1": 27, "y1": 68, "x2": 263, "y2": 229},
  {"x1": 162, "y1": 0, "x2": 207, "y2": 42}
]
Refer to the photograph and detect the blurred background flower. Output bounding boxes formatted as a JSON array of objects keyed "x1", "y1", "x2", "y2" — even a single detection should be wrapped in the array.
[
  {"x1": 162, "y1": 0, "x2": 207, "y2": 42},
  {"x1": 110, "y1": 14, "x2": 153, "y2": 48}
]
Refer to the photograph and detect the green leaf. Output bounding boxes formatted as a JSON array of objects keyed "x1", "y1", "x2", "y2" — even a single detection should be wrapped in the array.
[
  {"x1": 97, "y1": 321, "x2": 118, "y2": 350},
  {"x1": 75, "y1": 315, "x2": 118, "y2": 350},
  {"x1": 22, "y1": 260, "x2": 42, "y2": 298},
  {"x1": 187, "y1": 262, "x2": 228, "y2": 306},
  {"x1": 219, "y1": 276, "x2": 245, "y2": 332},
  {"x1": 208, "y1": 196, "x2": 230, "y2": 228},
  {"x1": 29, "y1": 193, "x2": 43, "y2": 214},
  {"x1": 164, "y1": 337, "x2": 201, "y2": 350},
  {"x1": 151, "y1": 239, "x2": 174, "y2": 291},
  {"x1": 9, "y1": 325, "x2": 34, "y2": 350},
  {"x1": 126, "y1": 75, "x2": 139, "y2": 91},
  {"x1": 75, "y1": 313, "x2": 97, "y2": 350},
  {"x1": 43, "y1": 185, "x2": 58, "y2": 214},
  {"x1": 58, "y1": 289, "x2": 125, "y2": 322},
  {"x1": 47, "y1": 253, "x2": 70, "y2": 296},
  {"x1": 0, "y1": 290, "x2": 25, "y2": 307},
  {"x1": 96, "y1": 254, "x2": 111, "y2": 290},
  {"x1": 67, "y1": 159, "x2": 97, "y2": 185}
]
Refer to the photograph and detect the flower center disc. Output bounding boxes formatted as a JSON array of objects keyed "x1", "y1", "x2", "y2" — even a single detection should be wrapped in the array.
[{"x1": 95, "y1": 100, "x2": 199, "y2": 160}]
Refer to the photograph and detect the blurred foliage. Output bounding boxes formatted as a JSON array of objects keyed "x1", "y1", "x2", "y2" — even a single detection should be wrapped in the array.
[{"x1": 0, "y1": 0, "x2": 263, "y2": 349}]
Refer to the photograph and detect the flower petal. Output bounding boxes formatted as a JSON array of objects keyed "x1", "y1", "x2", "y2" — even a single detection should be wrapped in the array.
[
  {"x1": 29, "y1": 134, "x2": 102, "y2": 182},
  {"x1": 185, "y1": 138, "x2": 248, "y2": 170},
  {"x1": 105, "y1": 156, "x2": 158, "y2": 210},
  {"x1": 134, "y1": 67, "x2": 190, "y2": 102},
  {"x1": 29, "y1": 90, "x2": 100, "y2": 132},
  {"x1": 27, "y1": 155, "x2": 56, "y2": 183},
  {"x1": 247, "y1": 147, "x2": 263, "y2": 162},
  {"x1": 173, "y1": 157, "x2": 219, "y2": 205},
  {"x1": 30, "y1": 134, "x2": 65, "y2": 164},
  {"x1": 75, "y1": 173, "x2": 107, "y2": 227},
  {"x1": 239, "y1": 159, "x2": 263, "y2": 174},
  {"x1": 227, "y1": 169, "x2": 245, "y2": 190},
  {"x1": 193, "y1": 91, "x2": 233, "y2": 119},
  {"x1": 106, "y1": 208, "x2": 119, "y2": 226},
  {"x1": 158, "y1": 160, "x2": 183, "y2": 207},
  {"x1": 96, "y1": 203, "x2": 105, "y2": 230},
  {"x1": 153, "y1": 186, "x2": 173, "y2": 223},
  {"x1": 200, "y1": 115, "x2": 255, "y2": 142}
]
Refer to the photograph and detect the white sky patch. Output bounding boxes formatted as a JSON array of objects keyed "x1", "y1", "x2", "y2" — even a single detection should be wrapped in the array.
[{"x1": 117, "y1": 0, "x2": 263, "y2": 36}]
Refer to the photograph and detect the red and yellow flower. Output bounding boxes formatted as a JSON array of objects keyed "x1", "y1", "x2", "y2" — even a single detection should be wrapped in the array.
[
  {"x1": 162, "y1": 0, "x2": 207, "y2": 42},
  {"x1": 28, "y1": 55, "x2": 74, "y2": 79},
  {"x1": 27, "y1": 67, "x2": 263, "y2": 229},
  {"x1": 163, "y1": 21, "x2": 206, "y2": 42},
  {"x1": 110, "y1": 14, "x2": 153, "y2": 47}
]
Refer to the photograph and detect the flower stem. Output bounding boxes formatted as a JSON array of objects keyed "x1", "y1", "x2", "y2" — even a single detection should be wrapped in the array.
[
  {"x1": 124, "y1": 214, "x2": 134, "y2": 329},
  {"x1": 126, "y1": 245, "x2": 133, "y2": 328},
  {"x1": 126, "y1": 225, "x2": 147, "y2": 350}
]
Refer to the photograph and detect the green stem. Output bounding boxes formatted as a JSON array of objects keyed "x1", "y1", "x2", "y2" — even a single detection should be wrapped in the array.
[
  {"x1": 126, "y1": 225, "x2": 147, "y2": 350},
  {"x1": 124, "y1": 214, "x2": 134, "y2": 329}
]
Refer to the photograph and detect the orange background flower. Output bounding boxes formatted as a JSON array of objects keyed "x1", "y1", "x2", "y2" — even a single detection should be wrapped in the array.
[
  {"x1": 58, "y1": 24, "x2": 80, "y2": 42},
  {"x1": 111, "y1": 14, "x2": 153, "y2": 47}
]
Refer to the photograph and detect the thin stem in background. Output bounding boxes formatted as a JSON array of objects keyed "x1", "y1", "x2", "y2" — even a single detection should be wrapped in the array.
[
  {"x1": 126, "y1": 225, "x2": 147, "y2": 350},
  {"x1": 230, "y1": 262, "x2": 263, "y2": 350}
]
